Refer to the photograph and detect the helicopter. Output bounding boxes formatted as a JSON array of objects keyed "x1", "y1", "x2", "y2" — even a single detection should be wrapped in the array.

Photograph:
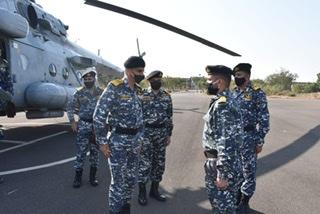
[
  {"x1": 0, "y1": 0, "x2": 240, "y2": 120},
  {"x1": 0, "y1": 0, "x2": 123, "y2": 119}
]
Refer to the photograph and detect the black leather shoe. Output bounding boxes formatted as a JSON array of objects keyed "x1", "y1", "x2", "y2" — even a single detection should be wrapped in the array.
[
  {"x1": 149, "y1": 181, "x2": 166, "y2": 202},
  {"x1": 138, "y1": 183, "x2": 148, "y2": 205},
  {"x1": 120, "y1": 203, "x2": 130, "y2": 214},
  {"x1": 89, "y1": 166, "x2": 98, "y2": 186},
  {"x1": 73, "y1": 170, "x2": 82, "y2": 188}
]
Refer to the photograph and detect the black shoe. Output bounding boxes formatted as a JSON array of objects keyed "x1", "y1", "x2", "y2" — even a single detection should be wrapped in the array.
[
  {"x1": 237, "y1": 194, "x2": 251, "y2": 214},
  {"x1": 138, "y1": 183, "x2": 148, "y2": 206},
  {"x1": 149, "y1": 181, "x2": 166, "y2": 202},
  {"x1": 73, "y1": 169, "x2": 82, "y2": 188},
  {"x1": 89, "y1": 166, "x2": 98, "y2": 186},
  {"x1": 120, "y1": 203, "x2": 130, "y2": 214}
]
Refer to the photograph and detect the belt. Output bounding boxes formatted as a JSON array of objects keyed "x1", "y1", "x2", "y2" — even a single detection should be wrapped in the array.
[
  {"x1": 80, "y1": 118, "x2": 93, "y2": 123},
  {"x1": 114, "y1": 126, "x2": 140, "y2": 135},
  {"x1": 244, "y1": 124, "x2": 255, "y2": 132},
  {"x1": 145, "y1": 123, "x2": 165, "y2": 128},
  {"x1": 204, "y1": 149, "x2": 218, "y2": 158}
]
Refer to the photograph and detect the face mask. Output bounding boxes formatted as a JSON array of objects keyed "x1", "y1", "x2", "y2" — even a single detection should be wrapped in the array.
[
  {"x1": 150, "y1": 80, "x2": 162, "y2": 90},
  {"x1": 235, "y1": 77, "x2": 246, "y2": 87},
  {"x1": 84, "y1": 81, "x2": 95, "y2": 88},
  {"x1": 134, "y1": 74, "x2": 145, "y2": 84},
  {"x1": 207, "y1": 83, "x2": 219, "y2": 95}
]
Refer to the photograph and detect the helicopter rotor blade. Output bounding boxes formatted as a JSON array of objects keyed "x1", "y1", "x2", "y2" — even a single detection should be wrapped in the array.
[{"x1": 84, "y1": 0, "x2": 241, "y2": 57}]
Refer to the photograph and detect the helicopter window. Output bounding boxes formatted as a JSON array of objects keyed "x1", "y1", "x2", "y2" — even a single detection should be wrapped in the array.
[
  {"x1": 62, "y1": 68, "x2": 69, "y2": 79},
  {"x1": 49, "y1": 64, "x2": 57, "y2": 77},
  {"x1": 16, "y1": 2, "x2": 28, "y2": 19},
  {"x1": 27, "y1": 5, "x2": 38, "y2": 29}
]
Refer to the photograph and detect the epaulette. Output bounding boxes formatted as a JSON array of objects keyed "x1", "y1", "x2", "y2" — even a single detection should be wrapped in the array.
[
  {"x1": 110, "y1": 79, "x2": 124, "y2": 87},
  {"x1": 77, "y1": 86, "x2": 84, "y2": 91},
  {"x1": 162, "y1": 90, "x2": 170, "y2": 95},
  {"x1": 253, "y1": 86, "x2": 261, "y2": 91},
  {"x1": 217, "y1": 96, "x2": 227, "y2": 104}
]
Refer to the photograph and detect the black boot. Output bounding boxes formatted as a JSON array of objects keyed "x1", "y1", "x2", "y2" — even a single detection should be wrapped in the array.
[
  {"x1": 89, "y1": 166, "x2": 98, "y2": 186},
  {"x1": 73, "y1": 169, "x2": 82, "y2": 188},
  {"x1": 237, "y1": 194, "x2": 251, "y2": 214},
  {"x1": 120, "y1": 203, "x2": 130, "y2": 214},
  {"x1": 149, "y1": 181, "x2": 166, "y2": 202},
  {"x1": 138, "y1": 183, "x2": 148, "y2": 206}
]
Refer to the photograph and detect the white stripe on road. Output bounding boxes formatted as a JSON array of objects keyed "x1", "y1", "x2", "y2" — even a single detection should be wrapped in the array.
[
  {"x1": 0, "y1": 140, "x2": 26, "y2": 144},
  {"x1": 0, "y1": 152, "x2": 90, "y2": 176},
  {"x1": 0, "y1": 156, "x2": 76, "y2": 176},
  {"x1": 0, "y1": 131, "x2": 68, "y2": 154},
  {"x1": 1, "y1": 122, "x2": 69, "y2": 127}
]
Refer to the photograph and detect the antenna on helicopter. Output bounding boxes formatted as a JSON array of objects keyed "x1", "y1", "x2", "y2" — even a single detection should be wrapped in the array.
[{"x1": 136, "y1": 38, "x2": 146, "y2": 57}]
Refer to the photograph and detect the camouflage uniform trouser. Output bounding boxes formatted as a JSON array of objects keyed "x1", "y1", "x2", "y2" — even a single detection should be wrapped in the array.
[
  {"x1": 204, "y1": 158, "x2": 241, "y2": 214},
  {"x1": 108, "y1": 132, "x2": 142, "y2": 213},
  {"x1": 74, "y1": 121, "x2": 99, "y2": 170},
  {"x1": 138, "y1": 127, "x2": 167, "y2": 184},
  {"x1": 240, "y1": 134, "x2": 257, "y2": 197}
]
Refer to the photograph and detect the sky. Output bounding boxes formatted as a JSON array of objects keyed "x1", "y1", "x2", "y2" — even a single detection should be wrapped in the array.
[{"x1": 36, "y1": 0, "x2": 320, "y2": 82}]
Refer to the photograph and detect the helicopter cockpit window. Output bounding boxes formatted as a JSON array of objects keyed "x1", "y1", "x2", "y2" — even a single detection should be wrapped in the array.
[
  {"x1": 27, "y1": 5, "x2": 38, "y2": 29},
  {"x1": 16, "y1": 2, "x2": 28, "y2": 19},
  {"x1": 49, "y1": 64, "x2": 57, "y2": 77},
  {"x1": 62, "y1": 68, "x2": 69, "y2": 79}
]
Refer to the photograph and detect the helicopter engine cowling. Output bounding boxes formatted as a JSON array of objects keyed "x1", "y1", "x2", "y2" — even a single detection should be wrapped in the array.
[
  {"x1": 25, "y1": 82, "x2": 76, "y2": 110},
  {"x1": 0, "y1": 7, "x2": 29, "y2": 38}
]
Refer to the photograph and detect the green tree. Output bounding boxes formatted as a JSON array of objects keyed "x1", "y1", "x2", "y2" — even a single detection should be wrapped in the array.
[{"x1": 265, "y1": 68, "x2": 298, "y2": 91}]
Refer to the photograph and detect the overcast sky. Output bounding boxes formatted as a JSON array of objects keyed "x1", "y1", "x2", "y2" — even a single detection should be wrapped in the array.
[{"x1": 36, "y1": 0, "x2": 320, "y2": 82}]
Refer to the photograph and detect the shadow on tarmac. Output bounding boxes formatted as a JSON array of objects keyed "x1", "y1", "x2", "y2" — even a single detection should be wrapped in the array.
[{"x1": 257, "y1": 124, "x2": 320, "y2": 177}]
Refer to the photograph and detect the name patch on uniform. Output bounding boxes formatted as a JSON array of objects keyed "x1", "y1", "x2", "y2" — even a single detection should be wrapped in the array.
[
  {"x1": 120, "y1": 95, "x2": 131, "y2": 100},
  {"x1": 142, "y1": 96, "x2": 152, "y2": 101}
]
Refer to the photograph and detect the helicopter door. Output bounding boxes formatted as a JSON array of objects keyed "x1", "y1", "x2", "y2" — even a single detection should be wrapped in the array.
[{"x1": 0, "y1": 38, "x2": 13, "y2": 95}]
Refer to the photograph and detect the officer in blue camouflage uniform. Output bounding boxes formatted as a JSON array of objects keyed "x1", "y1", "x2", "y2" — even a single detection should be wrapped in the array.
[
  {"x1": 93, "y1": 56, "x2": 145, "y2": 214},
  {"x1": 0, "y1": 48, "x2": 15, "y2": 142},
  {"x1": 202, "y1": 65, "x2": 243, "y2": 214},
  {"x1": 67, "y1": 67, "x2": 103, "y2": 188},
  {"x1": 232, "y1": 63, "x2": 270, "y2": 213},
  {"x1": 137, "y1": 70, "x2": 173, "y2": 206}
]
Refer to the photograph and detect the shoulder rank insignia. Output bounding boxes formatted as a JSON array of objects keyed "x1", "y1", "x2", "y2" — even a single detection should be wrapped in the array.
[
  {"x1": 253, "y1": 86, "x2": 261, "y2": 91},
  {"x1": 110, "y1": 79, "x2": 124, "y2": 86},
  {"x1": 217, "y1": 96, "x2": 227, "y2": 104},
  {"x1": 77, "y1": 86, "x2": 84, "y2": 91}
]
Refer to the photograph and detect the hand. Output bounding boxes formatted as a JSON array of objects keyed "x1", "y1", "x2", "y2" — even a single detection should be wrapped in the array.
[
  {"x1": 215, "y1": 177, "x2": 229, "y2": 190},
  {"x1": 71, "y1": 121, "x2": 78, "y2": 132},
  {"x1": 100, "y1": 144, "x2": 111, "y2": 158},
  {"x1": 256, "y1": 145, "x2": 263, "y2": 154},
  {"x1": 166, "y1": 136, "x2": 171, "y2": 146}
]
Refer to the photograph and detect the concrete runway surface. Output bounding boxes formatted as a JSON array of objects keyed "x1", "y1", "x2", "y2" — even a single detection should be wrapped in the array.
[{"x1": 0, "y1": 93, "x2": 319, "y2": 214}]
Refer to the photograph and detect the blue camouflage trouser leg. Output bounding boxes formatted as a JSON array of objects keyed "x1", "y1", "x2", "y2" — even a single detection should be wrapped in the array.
[
  {"x1": 241, "y1": 135, "x2": 257, "y2": 197},
  {"x1": 74, "y1": 121, "x2": 99, "y2": 170},
  {"x1": 138, "y1": 127, "x2": 167, "y2": 184},
  {"x1": 204, "y1": 158, "x2": 237, "y2": 214},
  {"x1": 108, "y1": 133, "x2": 141, "y2": 213}
]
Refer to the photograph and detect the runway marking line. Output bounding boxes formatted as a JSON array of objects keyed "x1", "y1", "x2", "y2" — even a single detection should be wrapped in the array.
[
  {"x1": 0, "y1": 140, "x2": 26, "y2": 144},
  {"x1": 0, "y1": 152, "x2": 89, "y2": 176},
  {"x1": 0, "y1": 131, "x2": 68, "y2": 154}
]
